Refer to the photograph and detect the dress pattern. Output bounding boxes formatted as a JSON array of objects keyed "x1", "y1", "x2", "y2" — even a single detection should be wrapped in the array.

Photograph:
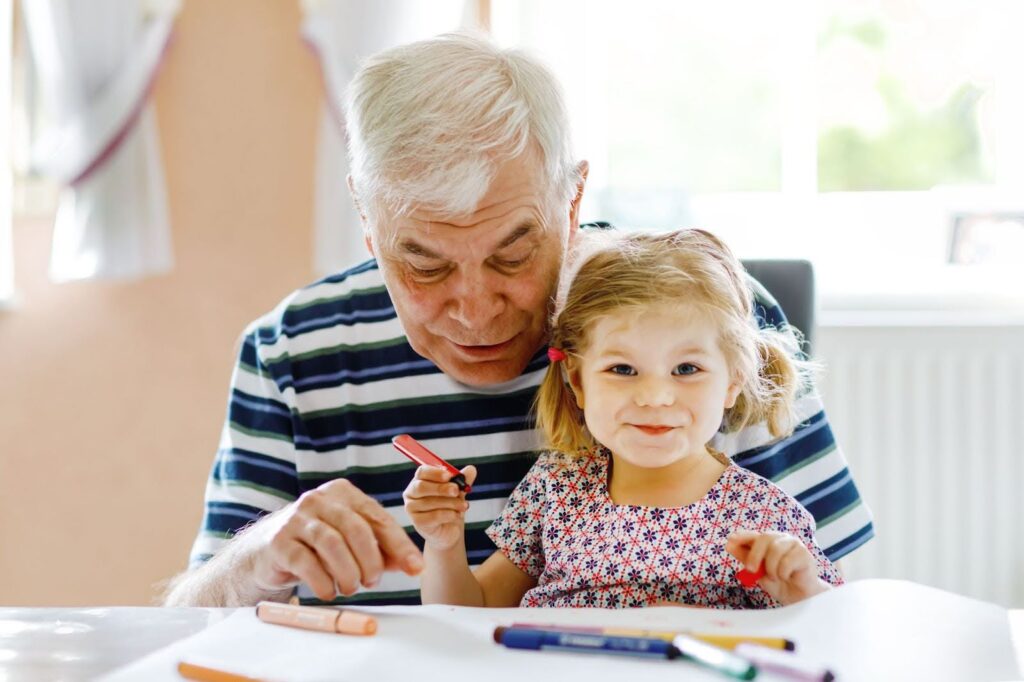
[{"x1": 486, "y1": 448, "x2": 843, "y2": 608}]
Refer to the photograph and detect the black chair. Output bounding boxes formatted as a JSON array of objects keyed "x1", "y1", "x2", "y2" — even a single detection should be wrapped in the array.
[{"x1": 740, "y1": 259, "x2": 815, "y2": 355}]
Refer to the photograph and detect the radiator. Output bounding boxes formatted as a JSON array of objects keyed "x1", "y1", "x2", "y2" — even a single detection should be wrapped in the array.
[{"x1": 815, "y1": 322, "x2": 1024, "y2": 608}]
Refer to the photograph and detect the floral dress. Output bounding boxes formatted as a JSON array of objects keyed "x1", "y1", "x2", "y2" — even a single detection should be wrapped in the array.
[{"x1": 486, "y1": 448, "x2": 843, "y2": 608}]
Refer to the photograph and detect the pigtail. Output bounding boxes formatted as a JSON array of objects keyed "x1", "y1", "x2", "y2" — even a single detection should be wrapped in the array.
[
  {"x1": 534, "y1": 361, "x2": 591, "y2": 455},
  {"x1": 726, "y1": 326, "x2": 817, "y2": 439}
]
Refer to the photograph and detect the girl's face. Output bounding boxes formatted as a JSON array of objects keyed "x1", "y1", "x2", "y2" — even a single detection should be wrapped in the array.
[{"x1": 568, "y1": 302, "x2": 741, "y2": 469}]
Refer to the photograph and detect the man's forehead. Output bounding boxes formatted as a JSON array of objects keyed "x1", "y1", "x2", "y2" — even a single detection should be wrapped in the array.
[{"x1": 394, "y1": 220, "x2": 541, "y2": 258}]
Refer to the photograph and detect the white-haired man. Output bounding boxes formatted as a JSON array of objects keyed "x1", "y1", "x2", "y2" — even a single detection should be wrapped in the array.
[{"x1": 165, "y1": 33, "x2": 873, "y2": 607}]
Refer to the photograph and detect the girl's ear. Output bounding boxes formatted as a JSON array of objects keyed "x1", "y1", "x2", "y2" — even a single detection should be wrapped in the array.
[
  {"x1": 724, "y1": 378, "x2": 742, "y2": 409},
  {"x1": 566, "y1": 361, "x2": 585, "y2": 410}
]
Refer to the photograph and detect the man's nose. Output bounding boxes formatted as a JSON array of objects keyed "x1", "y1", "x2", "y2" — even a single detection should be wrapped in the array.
[
  {"x1": 447, "y1": 268, "x2": 506, "y2": 331},
  {"x1": 634, "y1": 376, "x2": 676, "y2": 407}
]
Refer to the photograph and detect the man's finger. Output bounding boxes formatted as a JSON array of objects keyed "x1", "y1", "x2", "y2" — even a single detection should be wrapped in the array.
[
  {"x1": 355, "y1": 496, "x2": 423, "y2": 576},
  {"x1": 315, "y1": 509, "x2": 380, "y2": 589},
  {"x1": 303, "y1": 519, "x2": 362, "y2": 595},
  {"x1": 283, "y1": 540, "x2": 336, "y2": 602}
]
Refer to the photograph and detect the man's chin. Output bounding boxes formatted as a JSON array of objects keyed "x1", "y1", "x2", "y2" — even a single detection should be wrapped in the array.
[{"x1": 441, "y1": 356, "x2": 532, "y2": 387}]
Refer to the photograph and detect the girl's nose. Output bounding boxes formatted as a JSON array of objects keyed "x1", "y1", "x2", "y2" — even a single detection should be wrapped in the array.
[{"x1": 634, "y1": 377, "x2": 675, "y2": 407}]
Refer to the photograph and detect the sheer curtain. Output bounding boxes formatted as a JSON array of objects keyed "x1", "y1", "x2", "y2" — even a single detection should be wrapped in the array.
[
  {"x1": 21, "y1": 0, "x2": 179, "y2": 282},
  {"x1": 302, "y1": 0, "x2": 468, "y2": 275}
]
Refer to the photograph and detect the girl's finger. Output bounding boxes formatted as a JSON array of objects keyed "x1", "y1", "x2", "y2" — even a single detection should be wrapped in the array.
[
  {"x1": 404, "y1": 497, "x2": 469, "y2": 515},
  {"x1": 405, "y1": 478, "x2": 462, "y2": 500},
  {"x1": 414, "y1": 465, "x2": 455, "y2": 482},
  {"x1": 763, "y1": 536, "x2": 793, "y2": 579}
]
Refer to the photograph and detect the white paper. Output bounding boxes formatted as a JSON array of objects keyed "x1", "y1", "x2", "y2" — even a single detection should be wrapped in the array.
[{"x1": 103, "y1": 580, "x2": 1020, "y2": 682}]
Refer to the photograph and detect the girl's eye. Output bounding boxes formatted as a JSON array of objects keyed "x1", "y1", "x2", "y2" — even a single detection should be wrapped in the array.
[
  {"x1": 608, "y1": 364, "x2": 637, "y2": 376},
  {"x1": 673, "y1": 363, "x2": 700, "y2": 376}
]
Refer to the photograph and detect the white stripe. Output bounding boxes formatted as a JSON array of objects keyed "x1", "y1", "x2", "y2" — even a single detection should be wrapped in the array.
[
  {"x1": 772, "y1": 445, "x2": 848, "y2": 498},
  {"x1": 814, "y1": 500, "x2": 873, "y2": 548},
  {"x1": 303, "y1": 430, "x2": 542, "y2": 473},
  {"x1": 205, "y1": 479, "x2": 294, "y2": 511}
]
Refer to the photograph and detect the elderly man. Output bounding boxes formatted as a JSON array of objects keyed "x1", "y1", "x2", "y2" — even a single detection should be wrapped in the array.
[{"x1": 165, "y1": 33, "x2": 873, "y2": 607}]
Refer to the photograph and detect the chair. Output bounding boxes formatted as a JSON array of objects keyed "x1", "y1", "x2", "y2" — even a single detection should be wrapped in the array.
[{"x1": 740, "y1": 259, "x2": 815, "y2": 355}]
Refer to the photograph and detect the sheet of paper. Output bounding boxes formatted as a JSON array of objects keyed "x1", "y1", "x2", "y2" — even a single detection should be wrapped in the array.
[{"x1": 103, "y1": 580, "x2": 1020, "y2": 682}]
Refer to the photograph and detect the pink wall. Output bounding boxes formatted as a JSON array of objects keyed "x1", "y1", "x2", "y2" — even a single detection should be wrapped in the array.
[{"x1": 0, "y1": 0, "x2": 324, "y2": 605}]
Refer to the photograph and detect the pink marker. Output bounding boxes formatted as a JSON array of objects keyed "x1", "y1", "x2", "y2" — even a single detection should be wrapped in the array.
[
  {"x1": 736, "y1": 562, "x2": 766, "y2": 587},
  {"x1": 392, "y1": 434, "x2": 471, "y2": 493}
]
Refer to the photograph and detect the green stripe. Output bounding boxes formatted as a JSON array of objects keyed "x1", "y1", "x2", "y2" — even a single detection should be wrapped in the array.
[
  {"x1": 815, "y1": 499, "x2": 862, "y2": 529},
  {"x1": 286, "y1": 285, "x2": 388, "y2": 313},
  {"x1": 770, "y1": 443, "x2": 835, "y2": 482},
  {"x1": 298, "y1": 450, "x2": 538, "y2": 480},
  {"x1": 230, "y1": 422, "x2": 294, "y2": 444},
  {"x1": 264, "y1": 335, "x2": 407, "y2": 365},
  {"x1": 224, "y1": 480, "x2": 295, "y2": 502},
  {"x1": 238, "y1": 359, "x2": 273, "y2": 381}
]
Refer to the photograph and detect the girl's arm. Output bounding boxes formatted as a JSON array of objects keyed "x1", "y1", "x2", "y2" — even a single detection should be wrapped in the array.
[{"x1": 419, "y1": 541, "x2": 536, "y2": 607}]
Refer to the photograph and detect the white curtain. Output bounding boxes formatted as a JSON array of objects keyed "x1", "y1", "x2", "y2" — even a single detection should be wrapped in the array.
[
  {"x1": 302, "y1": 0, "x2": 469, "y2": 275},
  {"x1": 21, "y1": 0, "x2": 178, "y2": 282}
]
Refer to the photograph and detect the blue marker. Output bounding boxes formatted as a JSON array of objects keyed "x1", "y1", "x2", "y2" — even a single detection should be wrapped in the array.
[{"x1": 493, "y1": 626, "x2": 676, "y2": 659}]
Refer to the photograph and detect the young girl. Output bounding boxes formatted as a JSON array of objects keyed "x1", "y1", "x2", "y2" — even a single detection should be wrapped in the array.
[{"x1": 403, "y1": 229, "x2": 843, "y2": 609}]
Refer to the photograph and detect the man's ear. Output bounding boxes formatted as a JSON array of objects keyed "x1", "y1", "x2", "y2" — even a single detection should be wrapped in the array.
[
  {"x1": 347, "y1": 175, "x2": 374, "y2": 256},
  {"x1": 568, "y1": 160, "x2": 589, "y2": 240},
  {"x1": 566, "y1": 361, "x2": 585, "y2": 410}
]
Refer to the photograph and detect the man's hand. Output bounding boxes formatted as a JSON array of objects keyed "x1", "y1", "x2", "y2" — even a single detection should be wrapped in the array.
[
  {"x1": 246, "y1": 478, "x2": 424, "y2": 602},
  {"x1": 725, "y1": 529, "x2": 831, "y2": 605},
  {"x1": 403, "y1": 465, "x2": 478, "y2": 550}
]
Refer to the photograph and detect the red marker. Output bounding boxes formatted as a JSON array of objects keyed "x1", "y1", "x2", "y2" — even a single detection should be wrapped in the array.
[
  {"x1": 392, "y1": 434, "x2": 471, "y2": 493},
  {"x1": 736, "y1": 562, "x2": 766, "y2": 587}
]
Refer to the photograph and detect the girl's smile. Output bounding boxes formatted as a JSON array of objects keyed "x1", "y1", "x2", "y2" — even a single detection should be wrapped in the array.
[{"x1": 568, "y1": 302, "x2": 742, "y2": 471}]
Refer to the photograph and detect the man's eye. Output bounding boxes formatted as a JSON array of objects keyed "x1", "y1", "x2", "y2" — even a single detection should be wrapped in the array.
[
  {"x1": 673, "y1": 363, "x2": 700, "y2": 376},
  {"x1": 408, "y1": 263, "x2": 448, "y2": 278},
  {"x1": 608, "y1": 364, "x2": 636, "y2": 376}
]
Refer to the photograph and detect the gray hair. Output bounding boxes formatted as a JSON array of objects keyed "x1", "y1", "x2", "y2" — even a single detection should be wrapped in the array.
[{"x1": 344, "y1": 32, "x2": 580, "y2": 226}]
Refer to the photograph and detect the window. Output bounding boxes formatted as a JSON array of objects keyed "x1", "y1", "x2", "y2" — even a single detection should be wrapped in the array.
[{"x1": 491, "y1": 0, "x2": 1024, "y2": 312}]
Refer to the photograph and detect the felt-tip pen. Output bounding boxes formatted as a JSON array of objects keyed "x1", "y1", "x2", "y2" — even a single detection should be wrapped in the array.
[
  {"x1": 494, "y1": 626, "x2": 676, "y2": 659},
  {"x1": 509, "y1": 621, "x2": 795, "y2": 651},
  {"x1": 392, "y1": 434, "x2": 471, "y2": 493}
]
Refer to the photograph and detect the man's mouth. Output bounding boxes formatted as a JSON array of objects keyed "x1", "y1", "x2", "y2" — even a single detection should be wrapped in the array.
[{"x1": 449, "y1": 336, "x2": 518, "y2": 358}]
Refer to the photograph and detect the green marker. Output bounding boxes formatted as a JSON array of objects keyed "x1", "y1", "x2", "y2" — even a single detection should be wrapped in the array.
[{"x1": 671, "y1": 633, "x2": 758, "y2": 680}]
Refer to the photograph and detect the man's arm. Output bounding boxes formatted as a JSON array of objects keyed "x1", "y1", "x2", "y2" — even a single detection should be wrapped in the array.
[
  {"x1": 166, "y1": 324, "x2": 423, "y2": 607},
  {"x1": 164, "y1": 478, "x2": 424, "y2": 607}
]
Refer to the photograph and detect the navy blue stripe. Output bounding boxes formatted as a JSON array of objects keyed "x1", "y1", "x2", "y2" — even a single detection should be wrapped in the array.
[
  {"x1": 823, "y1": 522, "x2": 875, "y2": 562},
  {"x1": 229, "y1": 391, "x2": 294, "y2": 440},
  {"x1": 309, "y1": 258, "x2": 379, "y2": 286},
  {"x1": 301, "y1": 387, "x2": 537, "y2": 446},
  {"x1": 212, "y1": 449, "x2": 299, "y2": 500},
  {"x1": 733, "y1": 412, "x2": 832, "y2": 480}
]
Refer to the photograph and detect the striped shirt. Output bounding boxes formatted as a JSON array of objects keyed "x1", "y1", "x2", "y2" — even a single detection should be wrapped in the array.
[{"x1": 190, "y1": 257, "x2": 874, "y2": 605}]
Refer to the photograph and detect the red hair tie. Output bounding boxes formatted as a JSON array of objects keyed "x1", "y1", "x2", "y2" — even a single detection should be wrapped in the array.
[{"x1": 547, "y1": 347, "x2": 567, "y2": 362}]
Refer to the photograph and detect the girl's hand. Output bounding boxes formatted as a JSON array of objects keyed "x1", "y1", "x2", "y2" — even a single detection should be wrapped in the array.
[
  {"x1": 726, "y1": 529, "x2": 831, "y2": 605},
  {"x1": 403, "y1": 465, "x2": 477, "y2": 551}
]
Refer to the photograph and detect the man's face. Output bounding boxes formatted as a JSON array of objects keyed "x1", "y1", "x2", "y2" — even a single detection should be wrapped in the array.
[{"x1": 365, "y1": 152, "x2": 584, "y2": 386}]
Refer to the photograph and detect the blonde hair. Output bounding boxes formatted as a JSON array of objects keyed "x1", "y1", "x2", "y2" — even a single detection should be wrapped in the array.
[
  {"x1": 535, "y1": 229, "x2": 814, "y2": 455},
  {"x1": 344, "y1": 32, "x2": 581, "y2": 224}
]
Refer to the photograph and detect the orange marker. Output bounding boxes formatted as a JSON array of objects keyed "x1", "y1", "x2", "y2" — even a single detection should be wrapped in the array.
[
  {"x1": 255, "y1": 601, "x2": 377, "y2": 636},
  {"x1": 177, "y1": 660, "x2": 271, "y2": 682}
]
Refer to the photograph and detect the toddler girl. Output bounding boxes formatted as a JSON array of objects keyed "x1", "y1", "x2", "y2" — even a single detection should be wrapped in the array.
[{"x1": 404, "y1": 229, "x2": 843, "y2": 608}]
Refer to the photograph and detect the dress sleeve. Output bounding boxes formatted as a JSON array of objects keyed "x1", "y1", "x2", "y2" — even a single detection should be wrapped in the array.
[
  {"x1": 187, "y1": 324, "x2": 300, "y2": 569},
  {"x1": 485, "y1": 453, "x2": 556, "y2": 579}
]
